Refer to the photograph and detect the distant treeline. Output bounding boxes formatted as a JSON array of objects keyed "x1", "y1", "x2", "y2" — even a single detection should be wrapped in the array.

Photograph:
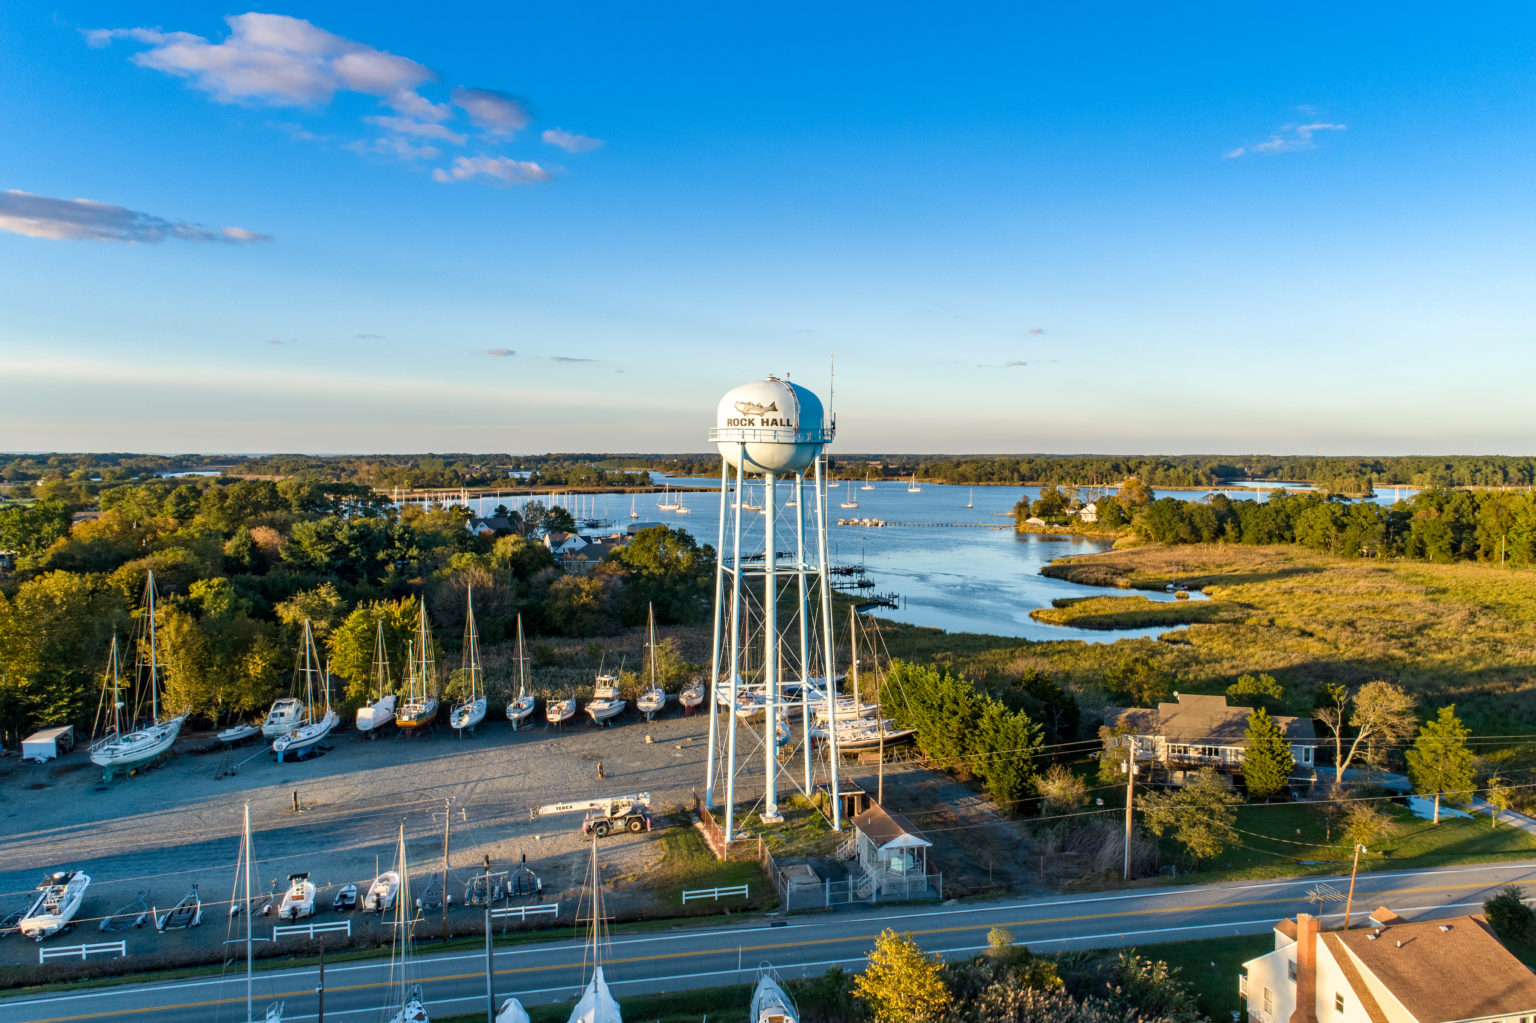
[{"x1": 1070, "y1": 486, "x2": 1536, "y2": 564}]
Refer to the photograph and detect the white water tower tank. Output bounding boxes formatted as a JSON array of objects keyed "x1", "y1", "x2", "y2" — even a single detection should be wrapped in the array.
[{"x1": 711, "y1": 376, "x2": 832, "y2": 475}]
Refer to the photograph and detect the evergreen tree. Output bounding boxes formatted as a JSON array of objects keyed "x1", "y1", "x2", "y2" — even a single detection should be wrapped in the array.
[
  {"x1": 1241, "y1": 708, "x2": 1295, "y2": 801},
  {"x1": 1406, "y1": 704, "x2": 1475, "y2": 823}
]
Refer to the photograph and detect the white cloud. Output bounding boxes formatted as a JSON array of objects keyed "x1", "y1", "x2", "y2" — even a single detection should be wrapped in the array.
[
  {"x1": 0, "y1": 189, "x2": 270, "y2": 244},
  {"x1": 387, "y1": 90, "x2": 451, "y2": 122},
  {"x1": 364, "y1": 115, "x2": 466, "y2": 144},
  {"x1": 487, "y1": 348, "x2": 515, "y2": 356},
  {"x1": 1225, "y1": 121, "x2": 1346, "y2": 158},
  {"x1": 346, "y1": 137, "x2": 442, "y2": 161},
  {"x1": 452, "y1": 87, "x2": 531, "y2": 135},
  {"x1": 541, "y1": 128, "x2": 603, "y2": 153},
  {"x1": 1027, "y1": 327, "x2": 1046, "y2": 335},
  {"x1": 432, "y1": 156, "x2": 553, "y2": 186}
]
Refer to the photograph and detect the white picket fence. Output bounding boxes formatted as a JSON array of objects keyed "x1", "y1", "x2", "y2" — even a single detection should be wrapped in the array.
[
  {"x1": 39, "y1": 940, "x2": 126, "y2": 964},
  {"x1": 273, "y1": 919, "x2": 351, "y2": 940},
  {"x1": 682, "y1": 883, "x2": 749, "y2": 904},
  {"x1": 489, "y1": 903, "x2": 559, "y2": 922}
]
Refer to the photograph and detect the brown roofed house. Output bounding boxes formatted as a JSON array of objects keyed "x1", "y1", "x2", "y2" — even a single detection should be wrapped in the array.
[{"x1": 1105, "y1": 692, "x2": 1318, "y2": 789}]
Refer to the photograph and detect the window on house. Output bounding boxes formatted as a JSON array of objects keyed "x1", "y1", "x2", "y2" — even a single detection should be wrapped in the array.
[
  {"x1": 1264, "y1": 988, "x2": 1273, "y2": 1014},
  {"x1": 1335, "y1": 993, "x2": 1345, "y2": 1012},
  {"x1": 1239, "y1": 973, "x2": 1248, "y2": 995},
  {"x1": 1303, "y1": 746, "x2": 1313, "y2": 764},
  {"x1": 1287, "y1": 960, "x2": 1297, "y2": 981}
]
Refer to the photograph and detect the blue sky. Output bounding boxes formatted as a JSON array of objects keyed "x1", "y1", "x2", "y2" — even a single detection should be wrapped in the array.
[{"x1": 2, "y1": 3, "x2": 1533, "y2": 454}]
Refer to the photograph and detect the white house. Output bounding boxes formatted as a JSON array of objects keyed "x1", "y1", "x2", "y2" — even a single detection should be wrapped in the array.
[
  {"x1": 849, "y1": 804, "x2": 937, "y2": 899},
  {"x1": 542, "y1": 531, "x2": 590, "y2": 557},
  {"x1": 1242, "y1": 911, "x2": 1536, "y2": 1023},
  {"x1": 1077, "y1": 502, "x2": 1098, "y2": 523}
]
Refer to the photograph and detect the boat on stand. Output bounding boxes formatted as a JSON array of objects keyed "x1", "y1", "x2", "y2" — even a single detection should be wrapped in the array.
[
  {"x1": 395, "y1": 601, "x2": 440, "y2": 734},
  {"x1": 585, "y1": 666, "x2": 626, "y2": 726},
  {"x1": 751, "y1": 966, "x2": 801, "y2": 1023},
  {"x1": 449, "y1": 587, "x2": 487, "y2": 733},
  {"x1": 18, "y1": 870, "x2": 90, "y2": 941},
  {"x1": 506, "y1": 615, "x2": 536, "y2": 729},
  {"x1": 635, "y1": 604, "x2": 668, "y2": 721},
  {"x1": 678, "y1": 675, "x2": 705, "y2": 714},
  {"x1": 364, "y1": 864, "x2": 400, "y2": 913},
  {"x1": 382, "y1": 824, "x2": 430, "y2": 1023},
  {"x1": 272, "y1": 621, "x2": 338, "y2": 761},
  {"x1": 89, "y1": 573, "x2": 187, "y2": 779},
  {"x1": 356, "y1": 621, "x2": 397, "y2": 736},
  {"x1": 278, "y1": 872, "x2": 315, "y2": 920},
  {"x1": 546, "y1": 692, "x2": 577, "y2": 727}
]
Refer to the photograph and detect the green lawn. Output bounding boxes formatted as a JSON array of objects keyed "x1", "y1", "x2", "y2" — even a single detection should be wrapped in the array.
[
  {"x1": 1160, "y1": 800, "x2": 1536, "y2": 886},
  {"x1": 642, "y1": 826, "x2": 774, "y2": 917},
  {"x1": 1130, "y1": 933, "x2": 1274, "y2": 1019}
]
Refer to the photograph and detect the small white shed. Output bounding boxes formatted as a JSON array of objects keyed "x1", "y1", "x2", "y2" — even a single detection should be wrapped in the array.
[{"x1": 22, "y1": 725, "x2": 75, "y2": 763}]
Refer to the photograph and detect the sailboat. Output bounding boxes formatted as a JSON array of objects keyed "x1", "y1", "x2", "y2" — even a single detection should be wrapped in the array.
[
  {"x1": 741, "y1": 482, "x2": 763, "y2": 512},
  {"x1": 751, "y1": 967, "x2": 801, "y2": 1023},
  {"x1": 546, "y1": 692, "x2": 577, "y2": 726},
  {"x1": 272, "y1": 622, "x2": 338, "y2": 761},
  {"x1": 229, "y1": 805, "x2": 284, "y2": 1023},
  {"x1": 840, "y1": 486, "x2": 859, "y2": 510},
  {"x1": 505, "y1": 615, "x2": 536, "y2": 729},
  {"x1": 636, "y1": 604, "x2": 668, "y2": 721},
  {"x1": 395, "y1": 602, "x2": 440, "y2": 732},
  {"x1": 678, "y1": 675, "x2": 705, "y2": 713},
  {"x1": 585, "y1": 667, "x2": 626, "y2": 725},
  {"x1": 90, "y1": 573, "x2": 186, "y2": 778},
  {"x1": 383, "y1": 825, "x2": 430, "y2": 1023},
  {"x1": 656, "y1": 487, "x2": 679, "y2": 511},
  {"x1": 567, "y1": 839, "x2": 621, "y2": 1023},
  {"x1": 966, "y1": 487, "x2": 974, "y2": 509},
  {"x1": 862, "y1": 471, "x2": 875, "y2": 491},
  {"x1": 907, "y1": 474, "x2": 922, "y2": 493},
  {"x1": 450, "y1": 587, "x2": 487, "y2": 733},
  {"x1": 628, "y1": 495, "x2": 638, "y2": 520},
  {"x1": 356, "y1": 621, "x2": 397, "y2": 735},
  {"x1": 674, "y1": 495, "x2": 690, "y2": 515}
]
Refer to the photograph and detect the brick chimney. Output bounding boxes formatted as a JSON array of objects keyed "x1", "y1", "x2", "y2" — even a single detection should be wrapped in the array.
[{"x1": 1289, "y1": 913, "x2": 1320, "y2": 1023}]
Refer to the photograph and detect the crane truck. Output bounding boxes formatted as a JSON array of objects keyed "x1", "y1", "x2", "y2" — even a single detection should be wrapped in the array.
[{"x1": 530, "y1": 792, "x2": 653, "y2": 838}]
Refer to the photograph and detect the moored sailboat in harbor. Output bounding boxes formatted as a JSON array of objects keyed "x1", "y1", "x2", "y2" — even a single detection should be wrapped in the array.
[
  {"x1": 272, "y1": 621, "x2": 338, "y2": 761},
  {"x1": 90, "y1": 573, "x2": 186, "y2": 779},
  {"x1": 356, "y1": 621, "x2": 397, "y2": 735},
  {"x1": 449, "y1": 587, "x2": 487, "y2": 733},
  {"x1": 506, "y1": 615, "x2": 536, "y2": 729}
]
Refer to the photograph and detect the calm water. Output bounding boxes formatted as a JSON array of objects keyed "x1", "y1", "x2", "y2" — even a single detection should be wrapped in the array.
[{"x1": 459, "y1": 477, "x2": 1235, "y2": 642}]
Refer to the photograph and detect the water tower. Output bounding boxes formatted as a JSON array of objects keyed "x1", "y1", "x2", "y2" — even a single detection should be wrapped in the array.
[{"x1": 704, "y1": 376, "x2": 843, "y2": 837}]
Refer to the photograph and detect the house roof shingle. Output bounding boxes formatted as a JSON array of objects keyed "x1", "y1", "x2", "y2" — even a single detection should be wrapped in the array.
[{"x1": 851, "y1": 804, "x2": 931, "y2": 851}]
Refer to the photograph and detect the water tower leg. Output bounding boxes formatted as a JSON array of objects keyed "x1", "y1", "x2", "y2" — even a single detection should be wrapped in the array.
[
  {"x1": 704, "y1": 458, "x2": 729, "y2": 810},
  {"x1": 814, "y1": 454, "x2": 841, "y2": 830},
  {"x1": 724, "y1": 446, "x2": 746, "y2": 843},
  {"x1": 761, "y1": 471, "x2": 782, "y2": 824},
  {"x1": 796, "y1": 472, "x2": 813, "y2": 797}
]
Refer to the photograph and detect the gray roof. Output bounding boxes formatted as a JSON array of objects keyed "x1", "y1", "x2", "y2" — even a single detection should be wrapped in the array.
[{"x1": 1108, "y1": 692, "x2": 1316, "y2": 745}]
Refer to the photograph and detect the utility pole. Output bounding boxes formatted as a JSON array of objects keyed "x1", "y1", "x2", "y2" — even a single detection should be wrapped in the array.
[
  {"x1": 484, "y1": 896, "x2": 495, "y2": 1022},
  {"x1": 441, "y1": 798, "x2": 453, "y2": 942},
  {"x1": 1342, "y1": 843, "x2": 1365, "y2": 930},
  {"x1": 315, "y1": 939, "x2": 325, "y2": 1023},
  {"x1": 1123, "y1": 738, "x2": 1137, "y2": 880}
]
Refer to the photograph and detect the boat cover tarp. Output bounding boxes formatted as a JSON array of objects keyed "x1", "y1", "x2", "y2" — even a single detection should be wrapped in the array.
[{"x1": 566, "y1": 967, "x2": 621, "y2": 1023}]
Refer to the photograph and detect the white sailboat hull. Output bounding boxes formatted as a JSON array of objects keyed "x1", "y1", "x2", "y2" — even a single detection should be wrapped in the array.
[
  {"x1": 751, "y1": 973, "x2": 800, "y2": 1023},
  {"x1": 272, "y1": 710, "x2": 338, "y2": 760},
  {"x1": 679, "y1": 683, "x2": 705, "y2": 709},
  {"x1": 506, "y1": 696, "x2": 536, "y2": 727},
  {"x1": 356, "y1": 694, "x2": 397, "y2": 732},
  {"x1": 567, "y1": 966, "x2": 621, "y2": 1023},
  {"x1": 496, "y1": 998, "x2": 530, "y2": 1023},
  {"x1": 450, "y1": 697, "x2": 487, "y2": 731},
  {"x1": 217, "y1": 722, "x2": 260, "y2": 744},
  {"x1": 90, "y1": 716, "x2": 184, "y2": 775},
  {"x1": 546, "y1": 699, "x2": 576, "y2": 724},
  {"x1": 637, "y1": 689, "x2": 667, "y2": 719},
  {"x1": 386, "y1": 998, "x2": 429, "y2": 1023}
]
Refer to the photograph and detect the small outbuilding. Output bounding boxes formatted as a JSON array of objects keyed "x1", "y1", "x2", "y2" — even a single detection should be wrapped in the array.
[
  {"x1": 850, "y1": 804, "x2": 933, "y2": 890},
  {"x1": 22, "y1": 725, "x2": 75, "y2": 763}
]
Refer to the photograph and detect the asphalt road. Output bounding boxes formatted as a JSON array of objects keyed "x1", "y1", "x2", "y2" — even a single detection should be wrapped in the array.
[{"x1": 5, "y1": 859, "x2": 1536, "y2": 1022}]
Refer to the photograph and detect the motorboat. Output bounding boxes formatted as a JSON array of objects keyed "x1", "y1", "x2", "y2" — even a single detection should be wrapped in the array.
[
  {"x1": 272, "y1": 622, "x2": 338, "y2": 761},
  {"x1": 356, "y1": 621, "x2": 397, "y2": 735},
  {"x1": 332, "y1": 884, "x2": 357, "y2": 912},
  {"x1": 89, "y1": 583, "x2": 187, "y2": 779},
  {"x1": 546, "y1": 695, "x2": 577, "y2": 726},
  {"x1": 18, "y1": 870, "x2": 90, "y2": 941},
  {"x1": 261, "y1": 698, "x2": 305, "y2": 740},
  {"x1": 585, "y1": 672, "x2": 626, "y2": 725},
  {"x1": 751, "y1": 968, "x2": 800, "y2": 1023},
  {"x1": 217, "y1": 721, "x2": 261, "y2": 744},
  {"x1": 278, "y1": 873, "x2": 315, "y2": 920},
  {"x1": 364, "y1": 870, "x2": 400, "y2": 913},
  {"x1": 450, "y1": 586, "x2": 488, "y2": 733},
  {"x1": 506, "y1": 615, "x2": 536, "y2": 729}
]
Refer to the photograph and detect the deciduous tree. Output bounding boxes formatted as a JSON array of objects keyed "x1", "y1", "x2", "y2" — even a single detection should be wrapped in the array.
[
  {"x1": 1140, "y1": 768, "x2": 1241, "y2": 866},
  {"x1": 1316, "y1": 680, "x2": 1416, "y2": 788},
  {"x1": 853, "y1": 929, "x2": 950, "y2": 1023}
]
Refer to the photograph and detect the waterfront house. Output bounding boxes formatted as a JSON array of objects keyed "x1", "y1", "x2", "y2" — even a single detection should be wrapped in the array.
[
  {"x1": 542, "y1": 531, "x2": 590, "y2": 557},
  {"x1": 1104, "y1": 692, "x2": 1317, "y2": 789},
  {"x1": 1241, "y1": 911, "x2": 1536, "y2": 1023},
  {"x1": 560, "y1": 534, "x2": 628, "y2": 575},
  {"x1": 1077, "y1": 502, "x2": 1098, "y2": 523}
]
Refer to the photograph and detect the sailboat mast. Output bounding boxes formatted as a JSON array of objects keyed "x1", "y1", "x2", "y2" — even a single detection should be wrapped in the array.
[
  {"x1": 109, "y1": 636, "x2": 122, "y2": 737},
  {"x1": 648, "y1": 603, "x2": 657, "y2": 690},
  {"x1": 243, "y1": 803, "x2": 253, "y2": 1023},
  {"x1": 146, "y1": 573, "x2": 159, "y2": 721},
  {"x1": 516, "y1": 615, "x2": 527, "y2": 698}
]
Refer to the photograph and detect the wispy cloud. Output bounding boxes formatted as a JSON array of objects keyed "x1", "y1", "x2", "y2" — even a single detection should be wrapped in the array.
[
  {"x1": 88, "y1": 14, "x2": 596, "y2": 186},
  {"x1": 432, "y1": 156, "x2": 554, "y2": 186},
  {"x1": 542, "y1": 128, "x2": 603, "y2": 153},
  {"x1": 1003, "y1": 360, "x2": 1029, "y2": 367},
  {"x1": 268, "y1": 339, "x2": 285, "y2": 345},
  {"x1": 551, "y1": 356, "x2": 596, "y2": 363},
  {"x1": 486, "y1": 348, "x2": 515, "y2": 356},
  {"x1": 354, "y1": 333, "x2": 385, "y2": 340},
  {"x1": 0, "y1": 189, "x2": 270, "y2": 244},
  {"x1": 1225, "y1": 121, "x2": 1346, "y2": 158},
  {"x1": 452, "y1": 88, "x2": 531, "y2": 135},
  {"x1": 1027, "y1": 327, "x2": 1046, "y2": 335}
]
